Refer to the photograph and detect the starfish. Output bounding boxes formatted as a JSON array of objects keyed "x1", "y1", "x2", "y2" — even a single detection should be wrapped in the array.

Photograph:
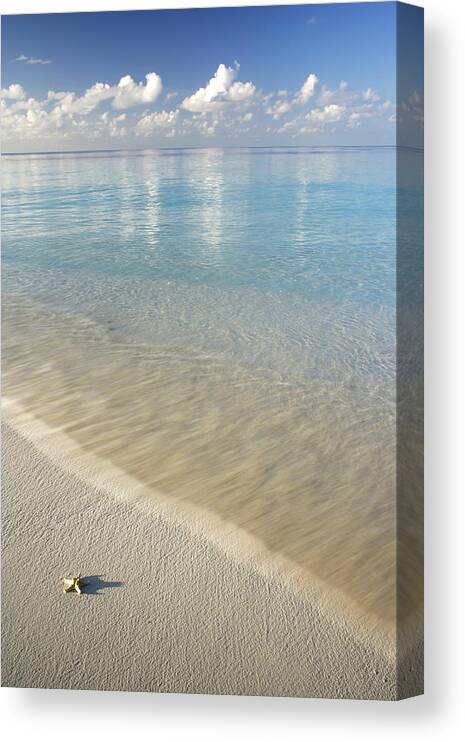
[{"x1": 63, "y1": 573, "x2": 84, "y2": 594}]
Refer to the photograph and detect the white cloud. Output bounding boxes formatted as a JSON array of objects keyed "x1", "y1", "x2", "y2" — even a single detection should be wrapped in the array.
[
  {"x1": 318, "y1": 80, "x2": 349, "y2": 105},
  {"x1": 198, "y1": 119, "x2": 218, "y2": 136},
  {"x1": 136, "y1": 109, "x2": 179, "y2": 135},
  {"x1": 181, "y1": 63, "x2": 255, "y2": 113},
  {"x1": 347, "y1": 110, "x2": 375, "y2": 128},
  {"x1": 227, "y1": 80, "x2": 256, "y2": 102},
  {"x1": 275, "y1": 119, "x2": 299, "y2": 134},
  {"x1": 54, "y1": 83, "x2": 114, "y2": 115},
  {"x1": 266, "y1": 100, "x2": 292, "y2": 120},
  {"x1": 1, "y1": 69, "x2": 396, "y2": 149},
  {"x1": 113, "y1": 73, "x2": 163, "y2": 109},
  {"x1": 49, "y1": 73, "x2": 163, "y2": 116},
  {"x1": 299, "y1": 126, "x2": 319, "y2": 134},
  {"x1": 264, "y1": 73, "x2": 318, "y2": 119},
  {"x1": 295, "y1": 73, "x2": 318, "y2": 105},
  {"x1": 308, "y1": 103, "x2": 345, "y2": 122},
  {"x1": 363, "y1": 87, "x2": 380, "y2": 102},
  {"x1": 1, "y1": 73, "x2": 163, "y2": 148},
  {"x1": 1, "y1": 83, "x2": 26, "y2": 100},
  {"x1": 16, "y1": 53, "x2": 51, "y2": 65},
  {"x1": 97, "y1": 112, "x2": 128, "y2": 138},
  {"x1": 182, "y1": 64, "x2": 235, "y2": 112},
  {"x1": 47, "y1": 90, "x2": 69, "y2": 102}
]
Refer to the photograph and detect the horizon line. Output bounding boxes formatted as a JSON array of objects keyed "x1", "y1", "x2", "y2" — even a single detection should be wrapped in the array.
[{"x1": 2, "y1": 144, "x2": 422, "y2": 156}]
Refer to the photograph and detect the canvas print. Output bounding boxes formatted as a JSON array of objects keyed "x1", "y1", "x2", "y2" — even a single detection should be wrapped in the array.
[{"x1": 1, "y1": 2, "x2": 424, "y2": 700}]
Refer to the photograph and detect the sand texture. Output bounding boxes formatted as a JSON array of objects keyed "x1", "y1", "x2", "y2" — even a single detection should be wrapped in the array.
[{"x1": 1, "y1": 418, "x2": 421, "y2": 700}]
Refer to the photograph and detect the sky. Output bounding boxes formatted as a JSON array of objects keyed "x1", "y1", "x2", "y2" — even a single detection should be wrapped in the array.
[{"x1": 1, "y1": 3, "x2": 423, "y2": 152}]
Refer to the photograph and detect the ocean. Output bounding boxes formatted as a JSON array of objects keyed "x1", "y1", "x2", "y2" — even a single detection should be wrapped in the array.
[{"x1": 1, "y1": 146, "x2": 422, "y2": 626}]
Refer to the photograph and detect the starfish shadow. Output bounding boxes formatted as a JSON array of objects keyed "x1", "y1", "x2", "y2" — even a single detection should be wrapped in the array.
[{"x1": 82, "y1": 575, "x2": 124, "y2": 596}]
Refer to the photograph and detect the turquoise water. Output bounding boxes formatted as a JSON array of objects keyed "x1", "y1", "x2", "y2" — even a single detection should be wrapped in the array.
[
  {"x1": 3, "y1": 147, "x2": 396, "y2": 303},
  {"x1": 1, "y1": 147, "x2": 422, "y2": 623},
  {"x1": 2, "y1": 147, "x2": 400, "y2": 385}
]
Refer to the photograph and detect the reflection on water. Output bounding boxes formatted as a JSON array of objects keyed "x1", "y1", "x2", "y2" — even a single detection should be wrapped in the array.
[
  {"x1": 190, "y1": 152, "x2": 226, "y2": 251},
  {"x1": 2, "y1": 147, "x2": 398, "y2": 301},
  {"x1": 1, "y1": 147, "x2": 423, "y2": 629}
]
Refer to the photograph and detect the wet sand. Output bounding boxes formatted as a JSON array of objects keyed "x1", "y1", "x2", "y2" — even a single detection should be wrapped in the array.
[
  {"x1": 1, "y1": 410, "x2": 422, "y2": 699},
  {"x1": 2, "y1": 296, "x2": 402, "y2": 626}
]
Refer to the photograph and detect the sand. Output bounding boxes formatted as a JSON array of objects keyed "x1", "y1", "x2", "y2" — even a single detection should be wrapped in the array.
[{"x1": 1, "y1": 410, "x2": 421, "y2": 700}]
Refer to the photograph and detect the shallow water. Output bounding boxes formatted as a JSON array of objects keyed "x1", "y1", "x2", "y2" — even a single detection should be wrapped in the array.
[{"x1": 2, "y1": 147, "x2": 422, "y2": 625}]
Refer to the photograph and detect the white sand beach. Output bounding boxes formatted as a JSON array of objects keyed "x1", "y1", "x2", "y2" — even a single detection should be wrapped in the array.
[{"x1": 1, "y1": 407, "x2": 422, "y2": 700}]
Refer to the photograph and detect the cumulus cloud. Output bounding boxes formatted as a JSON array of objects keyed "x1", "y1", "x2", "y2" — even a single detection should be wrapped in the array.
[
  {"x1": 318, "y1": 80, "x2": 350, "y2": 105},
  {"x1": 16, "y1": 53, "x2": 51, "y2": 65},
  {"x1": 47, "y1": 90, "x2": 70, "y2": 102},
  {"x1": 49, "y1": 73, "x2": 163, "y2": 116},
  {"x1": 1, "y1": 67, "x2": 396, "y2": 149},
  {"x1": 1, "y1": 72, "x2": 164, "y2": 149},
  {"x1": 54, "y1": 83, "x2": 114, "y2": 115},
  {"x1": 295, "y1": 73, "x2": 318, "y2": 105},
  {"x1": 308, "y1": 103, "x2": 345, "y2": 122},
  {"x1": 181, "y1": 63, "x2": 255, "y2": 113},
  {"x1": 181, "y1": 64, "x2": 235, "y2": 112},
  {"x1": 266, "y1": 99, "x2": 292, "y2": 120},
  {"x1": 266, "y1": 80, "x2": 395, "y2": 137},
  {"x1": 299, "y1": 126, "x2": 319, "y2": 134},
  {"x1": 96, "y1": 111, "x2": 128, "y2": 138},
  {"x1": 363, "y1": 87, "x2": 380, "y2": 102},
  {"x1": 264, "y1": 72, "x2": 318, "y2": 119},
  {"x1": 136, "y1": 109, "x2": 179, "y2": 135},
  {"x1": 1, "y1": 83, "x2": 26, "y2": 100},
  {"x1": 198, "y1": 119, "x2": 218, "y2": 136},
  {"x1": 347, "y1": 110, "x2": 375, "y2": 128},
  {"x1": 227, "y1": 80, "x2": 256, "y2": 102},
  {"x1": 113, "y1": 73, "x2": 163, "y2": 109}
]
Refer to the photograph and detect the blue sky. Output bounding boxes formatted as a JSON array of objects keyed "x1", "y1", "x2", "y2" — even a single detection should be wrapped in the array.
[{"x1": 1, "y1": 3, "x2": 423, "y2": 151}]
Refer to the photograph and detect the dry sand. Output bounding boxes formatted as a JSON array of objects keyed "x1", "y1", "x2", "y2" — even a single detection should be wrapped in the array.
[{"x1": 1, "y1": 408, "x2": 421, "y2": 699}]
